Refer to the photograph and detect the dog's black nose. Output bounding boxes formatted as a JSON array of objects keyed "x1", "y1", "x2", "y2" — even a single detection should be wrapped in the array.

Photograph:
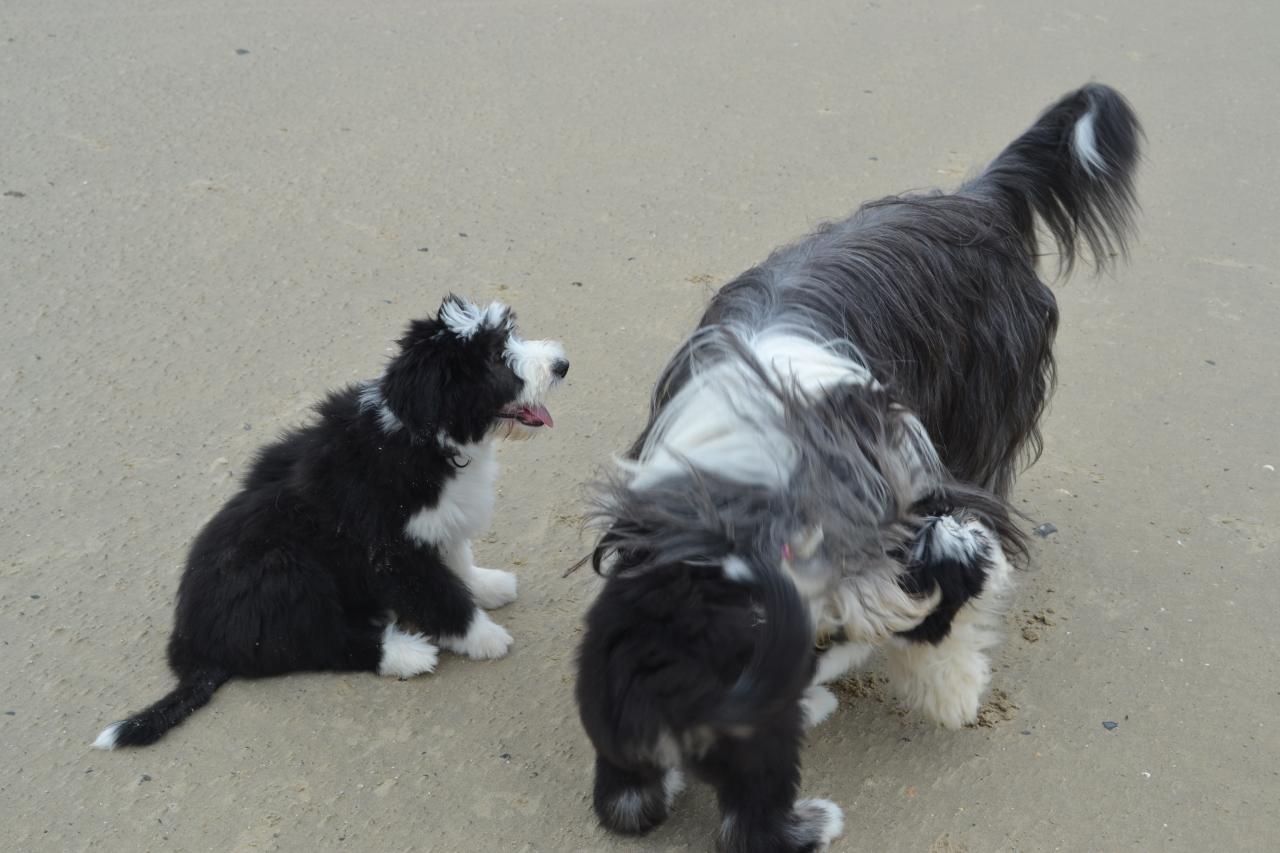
[{"x1": 552, "y1": 359, "x2": 570, "y2": 379}]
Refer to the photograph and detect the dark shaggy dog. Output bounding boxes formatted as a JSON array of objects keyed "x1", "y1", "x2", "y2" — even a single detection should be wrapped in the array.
[
  {"x1": 94, "y1": 296, "x2": 567, "y2": 749},
  {"x1": 577, "y1": 84, "x2": 1140, "y2": 851}
]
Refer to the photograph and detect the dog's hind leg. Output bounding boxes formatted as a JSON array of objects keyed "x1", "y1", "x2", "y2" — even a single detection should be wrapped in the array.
[
  {"x1": 696, "y1": 715, "x2": 843, "y2": 853},
  {"x1": 312, "y1": 613, "x2": 437, "y2": 678},
  {"x1": 592, "y1": 753, "x2": 684, "y2": 836},
  {"x1": 443, "y1": 539, "x2": 518, "y2": 610},
  {"x1": 374, "y1": 622, "x2": 439, "y2": 678},
  {"x1": 376, "y1": 544, "x2": 513, "y2": 661}
]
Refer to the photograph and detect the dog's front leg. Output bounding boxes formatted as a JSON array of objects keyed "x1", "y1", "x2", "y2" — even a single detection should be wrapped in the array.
[
  {"x1": 377, "y1": 543, "x2": 513, "y2": 661},
  {"x1": 801, "y1": 643, "x2": 875, "y2": 728},
  {"x1": 442, "y1": 539, "x2": 518, "y2": 610}
]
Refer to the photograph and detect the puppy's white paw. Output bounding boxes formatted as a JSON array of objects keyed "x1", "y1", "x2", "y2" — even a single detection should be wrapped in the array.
[
  {"x1": 378, "y1": 623, "x2": 440, "y2": 678},
  {"x1": 439, "y1": 610, "x2": 513, "y2": 660},
  {"x1": 794, "y1": 798, "x2": 844, "y2": 848},
  {"x1": 801, "y1": 685, "x2": 839, "y2": 729},
  {"x1": 468, "y1": 567, "x2": 518, "y2": 610}
]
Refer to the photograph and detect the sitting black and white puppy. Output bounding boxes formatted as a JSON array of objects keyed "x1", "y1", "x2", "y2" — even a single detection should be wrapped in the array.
[
  {"x1": 577, "y1": 83, "x2": 1139, "y2": 850},
  {"x1": 93, "y1": 295, "x2": 568, "y2": 749}
]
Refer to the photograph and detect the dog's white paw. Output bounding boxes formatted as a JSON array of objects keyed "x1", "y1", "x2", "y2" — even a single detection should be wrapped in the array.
[
  {"x1": 917, "y1": 666, "x2": 986, "y2": 729},
  {"x1": 468, "y1": 567, "x2": 518, "y2": 610},
  {"x1": 378, "y1": 623, "x2": 440, "y2": 678},
  {"x1": 438, "y1": 610, "x2": 513, "y2": 660},
  {"x1": 813, "y1": 642, "x2": 874, "y2": 684},
  {"x1": 801, "y1": 685, "x2": 839, "y2": 729},
  {"x1": 888, "y1": 641, "x2": 989, "y2": 729},
  {"x1": 794, "y1": 798, "x2": 844, "y2": 848}
]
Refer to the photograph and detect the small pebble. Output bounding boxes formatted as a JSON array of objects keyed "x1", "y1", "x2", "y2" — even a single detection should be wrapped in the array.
[
  {"x1": 235, "y1": 48, "x2": 250, "y2": 55},
  {"x1": 417, "y1": 247, "x2": 429, "y2": 253},
  {"x1": 1020, "y1": 730, "x2": 1032, "y2": 735},
  {"x1": 4, "y1": 711, "x2": 15, "y2": 716},
  {"x1": 30, "y1": 594, "x2": 40, "y2": 599},
  {"x1": 499, "y1": 753, "x2": 512, "y2": 763},
  {"x1": 242, "y1": 423, "x2": 252, "y2": 431},
  {"x1": 1033, "y1": 522, "x2": 1058, "y2": 538},
  {"x1": 1102, "y1": 721, "x2": 1118, "y2": 731},
  {"x1": 140, "y1": 774, "x2": 152, "y2": 782}
]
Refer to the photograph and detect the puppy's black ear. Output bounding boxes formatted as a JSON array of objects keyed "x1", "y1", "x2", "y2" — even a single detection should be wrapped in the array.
[{"x1": 382, "y1": 318, "x2": 450, "y2": 436}]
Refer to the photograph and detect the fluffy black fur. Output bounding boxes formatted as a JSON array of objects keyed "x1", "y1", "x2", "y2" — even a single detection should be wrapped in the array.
[
  {"x1": 95, "y1": 295, "x2": 565, "y2": 748},
  {"x1": 577, "y1": 83, "x2": 1141, "y2": 850},
  {"x1": 576, "y1": 529, "x2": 826, "y2": 849}
]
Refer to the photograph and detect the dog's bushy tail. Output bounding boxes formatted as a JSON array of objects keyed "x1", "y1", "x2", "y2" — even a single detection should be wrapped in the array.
[
  {"x1": 708, "y1": 556, "x2": 815, "y2": 728},
  {"x1": 974, "y1": 82, "x2": 1142, "y2": 275},
  {"x1": 92, "y1": 665, "x2": 230, "y2": 750}
]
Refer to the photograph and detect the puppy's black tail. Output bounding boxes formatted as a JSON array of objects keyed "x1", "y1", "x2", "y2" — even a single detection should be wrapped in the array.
[
  {"x1": 92, "y1": 665, "x2": 230, "y2": 749},
  {"x1": 973, "y1": 82, "x2": 1142, "y2": 275},
  {"x1": 708, "y1": 556, "x2": 814, "y2": 729}
]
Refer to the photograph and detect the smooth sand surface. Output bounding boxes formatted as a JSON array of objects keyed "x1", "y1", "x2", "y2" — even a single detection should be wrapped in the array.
[{"x1": 3, "y1": 1, "x2": 1277, "y2": 850}]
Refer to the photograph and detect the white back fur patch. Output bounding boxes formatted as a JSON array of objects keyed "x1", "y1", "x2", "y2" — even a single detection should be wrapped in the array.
[
  {"x1": 628, "y1": 332, "x2": 874, "y2": 491},
  {"x1": 722, "y1": 556, "x2": 754, "y2": 582}
]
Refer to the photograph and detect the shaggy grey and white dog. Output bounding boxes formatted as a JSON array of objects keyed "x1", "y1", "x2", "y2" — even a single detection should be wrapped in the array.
[{"x1": 576, "y1": 83, "x2": 1140, "y2": 851}]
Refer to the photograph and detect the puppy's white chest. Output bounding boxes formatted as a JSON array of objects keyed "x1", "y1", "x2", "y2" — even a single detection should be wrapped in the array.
[{"x1": 404, "y1": 441, "x2": 499, "y2": 546}]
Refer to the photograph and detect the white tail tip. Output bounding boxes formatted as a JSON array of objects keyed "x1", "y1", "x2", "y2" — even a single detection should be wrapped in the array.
[
  {"x1": 92, "y1": 721, "x2": 123, "y2": 750},
  {"x1": 1073, "y1": 110, "x2": 1106, "y2": 176}
]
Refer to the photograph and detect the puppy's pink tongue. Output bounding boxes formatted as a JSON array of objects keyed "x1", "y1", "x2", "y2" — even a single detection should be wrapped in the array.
[{"x1": 528, "y1": 403, "x2": 553, "y2": 428}]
